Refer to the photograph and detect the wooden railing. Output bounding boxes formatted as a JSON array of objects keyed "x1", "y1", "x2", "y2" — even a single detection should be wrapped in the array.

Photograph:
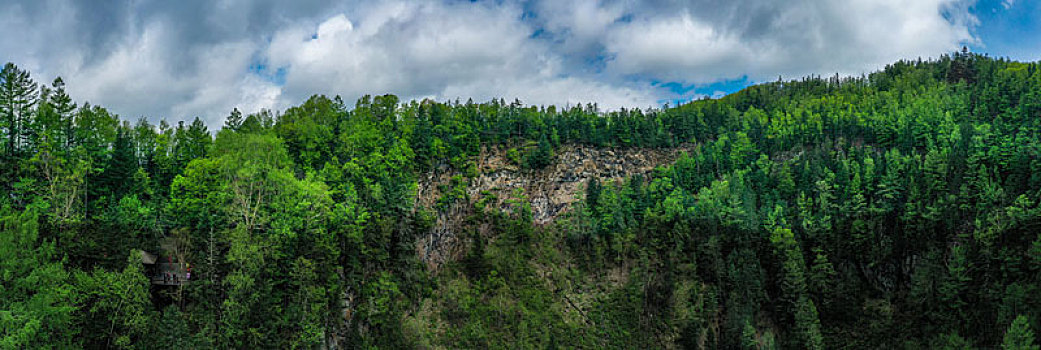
[{"x1": 149, "y1": 262, "x2": 191, "y2": 286}]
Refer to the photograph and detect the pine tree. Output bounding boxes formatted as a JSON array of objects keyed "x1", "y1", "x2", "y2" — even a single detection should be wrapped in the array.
[
  {"x1": 224, "y1": 107, "x2": 243, "y2": 132},
  {"x1": 174, "y1": 117, "x2": 212, "y2": 166},
  {"x1": 0, "y1": 62, "x2": 39, "y2": 156},
  {"x1": 741, "y1": 319, "x2": 759, "y2": 349},
  {"x1": 99, "y1": 128, "x2": 138, "y2": 199},
  {"x1": 939, "y1": 244, "x2": 972, "y2": 324},
  {"x1": 794, "y1": 296, "x2": 824, "y2": 350},
  {"x1": 0, "y1": 63, "x2": 39, "y2": 188},
  {"x1": 43, "y1": 77, "x2": 76, "y2": 149},
  {"x1": 770, "y1": 228, "x2": 824, "y2": 349},
  {"x1": 586, "y1": 177, "x2": 602, "y2": 215},
  {"x1": 1003, "y1": 315, "x2": 1039, "y2": 350},
  {"x1": 527, "y1": 132, "x2": 554, "y2": 169}
]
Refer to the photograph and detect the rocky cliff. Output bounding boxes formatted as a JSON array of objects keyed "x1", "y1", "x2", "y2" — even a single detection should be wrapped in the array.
[{"x1": 415, "y1": 144, "x2": 694, "y2": 271}]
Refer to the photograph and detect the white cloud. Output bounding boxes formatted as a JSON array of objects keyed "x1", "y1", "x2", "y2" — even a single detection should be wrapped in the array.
[
  {"x1": 66, "y1": 21, "x2": 279, "y2": 126},
  {"x1": 605, "y1": 14, "x2": 760, "y2": 82},
  {"x1": 266, "y1": 1, "x2": 660, "y2": 112},
  {"x1": 533, "y1": 0, "x2": 625, "y2": 59},
  {"x1": 600, "y1": 0, "x2": 978, "y2": 83},
  {"x1": 0, "y1": 0, "x2": 982, "y2": 128}
]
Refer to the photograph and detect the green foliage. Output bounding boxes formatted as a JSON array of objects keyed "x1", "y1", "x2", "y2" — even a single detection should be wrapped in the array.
[
  {"x1": 74, "y1": 252, "x2": 153, "y2": 349},
  {"x1": 526, "y1": 132, "x2": 555, "y2": 169},
  {"x1": 933, "y1": 332, "x2": 974, "y2": 350},
  {"x1": 0, "y1": 206, "x2": 78, "y2": 349},
  {"x1": 2, "y1": 52, "x2": 1041, "y2": 348},
  {"x1": 1003, "y1": 315, "x2": 1039, "y2": 350}
]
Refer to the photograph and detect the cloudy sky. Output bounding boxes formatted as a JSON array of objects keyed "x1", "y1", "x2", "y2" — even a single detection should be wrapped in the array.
[{"x1": 1, "y1": 0, "x2": 1037, "y2": 128}]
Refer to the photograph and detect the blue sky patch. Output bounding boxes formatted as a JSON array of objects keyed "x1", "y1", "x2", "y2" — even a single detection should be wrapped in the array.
[
  {"x1": 970, "y1": 0, "x2": 1041, "y2": 61},
  {"x1": 652, "y1": 76, "x2": 753, "y2": 106},
  {"x1": 249, "y1": 62, "x2": 288, "y2": 86}
]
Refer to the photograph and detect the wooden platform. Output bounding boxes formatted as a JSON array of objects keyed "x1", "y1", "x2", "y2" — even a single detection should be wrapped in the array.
[{"x1": 147, "y1": 262, "x2": 191, "y2": 286}]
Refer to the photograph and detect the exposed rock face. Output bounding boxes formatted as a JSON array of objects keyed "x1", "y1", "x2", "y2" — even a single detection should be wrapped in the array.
[{"x1": 415, "y1": 144, "x2": 693, "y2": 272}]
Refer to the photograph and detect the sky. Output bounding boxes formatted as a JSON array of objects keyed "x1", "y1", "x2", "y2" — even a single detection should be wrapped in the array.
[{"x1": 0, "y1": 0, "x2": 1037, "y2": 128}]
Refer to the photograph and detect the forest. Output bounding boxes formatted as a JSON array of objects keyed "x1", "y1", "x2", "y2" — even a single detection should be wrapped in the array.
[{"x1": 1, "y1": 51, "x2": 1040, "y2": 349}]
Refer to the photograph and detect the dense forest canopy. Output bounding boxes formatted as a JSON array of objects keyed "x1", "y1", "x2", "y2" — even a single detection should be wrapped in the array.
[{"x1": 2, "y1": 51, "x2": 1041, "y2": 349}]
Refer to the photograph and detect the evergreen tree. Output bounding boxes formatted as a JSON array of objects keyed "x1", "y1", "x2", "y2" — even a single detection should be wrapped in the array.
[
  {"x1": 1003, "y1": 316, "x2": 1039, "y2": 350},
  {"x1": 0, "y1": 63, "x2": 38, "y2": 156},
  {"x1": 100, "y1": 128, "x2": 138, "y2": 199},
  {"x1": 0, "y1": 63, "x2": 39, "y2": 188},
  {"x1": 0, "y1": 52, "x2": 1040, "y2": 349},
  {"x1": 50, "y1": 78, "x2": 76, "y2": 148},
  {"x1": 770, "y1": 228, "x2": 824, "y2": 350},
  {"x1": 224, "y1": 108, "x2": 243, "y2": 132},
  {"x1": 527, "y1": 132, "x2": 554, "y2": 169}
]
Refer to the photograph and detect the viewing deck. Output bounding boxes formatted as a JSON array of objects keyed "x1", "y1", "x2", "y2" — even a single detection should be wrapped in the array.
[
  {"x1": 141, "y1": 251, "x2": 191, "y2": 286},
  {"x1": 149, "y1": 262, "x2": 190, "y2": 286}
]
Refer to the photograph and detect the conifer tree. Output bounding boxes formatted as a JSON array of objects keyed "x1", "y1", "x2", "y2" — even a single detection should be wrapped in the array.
[{"x1": 1003, "y1": 316, "x2": 1039, "y2": 350}]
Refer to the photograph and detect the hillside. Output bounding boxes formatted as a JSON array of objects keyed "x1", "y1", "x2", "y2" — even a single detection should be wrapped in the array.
[{"x1": 2, "y1": 52, "x2": 1041, "y2": 349}]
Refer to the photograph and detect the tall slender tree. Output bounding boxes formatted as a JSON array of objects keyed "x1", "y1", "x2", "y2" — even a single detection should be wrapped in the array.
[
  {"x1": 0, "y1": 63, "x2": 39, "y2": 188},
  {"x1": 0, "y1": 63, "x2": 39, "y2": 156}
]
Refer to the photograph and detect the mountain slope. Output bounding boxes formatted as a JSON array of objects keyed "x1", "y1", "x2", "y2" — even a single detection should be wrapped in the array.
[{"x1": 1, "y1": 52, "x2": 1040, "y2": 348}]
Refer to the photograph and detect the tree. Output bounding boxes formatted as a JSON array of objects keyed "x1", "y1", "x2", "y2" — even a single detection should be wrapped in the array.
[
  {"x1": 770, "y1": 228, "x2": 824, "y2": 350},
  {"x1": 153, "y1": 306, "x2": 209, "y2": 349},
  {"x1": 741, "y1": 319, "x2": 759, "y2": 349},
  {"x1": 275, "y1": 95, "x2": 339, "y2": 171},
  {"x1": 586, "y1": 177, "x2": 602, "y2": 215},
  {"x1": 0, "y1": 206, "x2": 79, "y2": 348},
  {"x1": 73, "y1": 104, "x2": 119, "y2": 164},
  {"x1": 947, "y1": 48, "x2": 977, "y2": 84},
  {"x1": 212, "y1": 132, "x2": 292, "y2": 233},
  {"x1": 1003, "y1": 315, "x2": 1039, "y2": 350},
  {"x1": 527, "y1": 132, "x2": 554, "y2": 169},
  {"x1": 37, "y1": 77, "x2": 75, "y2": 149},
  {"x1": 939, "y1": 244, "x2": 972, "y2": 325},
  {"x1": 224, "y1": 108, "x2": 243, "y2": 132},
  {"x1": 49, "y1": 78, "x2": 76, "y2": 148},
  {"x1": 176, "y1": 117, "x2": 212, "y2": 165},
  {"x1": 32, "y1": 144, "x2": 89, "y2": 244},
  {"x1": 0, "y1": 63, "x2": 38, "y2": 155},
  {"x1": 0, "y1": 63, "x2": 39, "y2": 187},
  {"x1": 1, "y1": 50, "x2": 1041, "y2": 349},
  {"x1": 208, "y1": 130, "x2": 338, "y2": 348},
  {"x1": 74, "y1": 252, "x2": 152, "y2": 349},
  {"x1": 99, "y1": 128, "x2": 138, "y2": 199}
]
